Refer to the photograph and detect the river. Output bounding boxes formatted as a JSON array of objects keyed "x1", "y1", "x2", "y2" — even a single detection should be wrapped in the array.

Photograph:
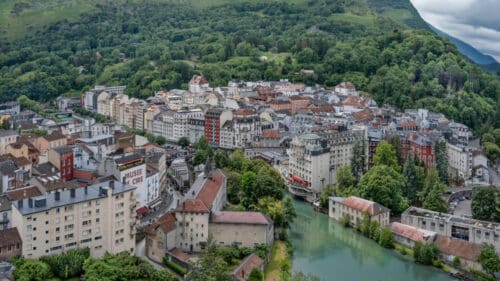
[{"x1": 289, "y1": 199, "x2": 457, "y2": 281}]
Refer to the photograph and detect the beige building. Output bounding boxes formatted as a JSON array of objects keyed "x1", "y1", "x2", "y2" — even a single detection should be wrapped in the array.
[
  {"x1": 446, "y1": 141, "x2": 472, "y2": 179},
  {"x1": 11, "y1": 181, "x2": 137, "y2": 258},
  {"x1": 174, "y1": 199, "x2": 210, "y2": 253},
  {"x1": 0, "y1": 130, "x2": 18, "y2": 155},
  {"x1": 145, "y1": 213, "x2": 176, "y2": 263},
  {"x1": 209, "y1": 211, "x2": 274, "y2": 248},
  {"x1": 402, "y1": 207, "x2": 500, "y2": 253},
  {"x1": 329, "y1": 196, "x2": 390, "y2": 227}
]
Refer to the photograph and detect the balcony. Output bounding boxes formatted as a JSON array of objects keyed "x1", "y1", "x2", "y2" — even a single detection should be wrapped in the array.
[{"x1": 287, "y1": 181, "x2": 313, "y2": 199}]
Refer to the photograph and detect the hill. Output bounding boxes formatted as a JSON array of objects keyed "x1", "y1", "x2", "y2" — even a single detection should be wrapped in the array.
[
  {"x1": 0, "y1": 0, "x2": 499, "y2": 132},
  {"x1": 429, "y1": 25, "x2": 500, "y2": 68}
]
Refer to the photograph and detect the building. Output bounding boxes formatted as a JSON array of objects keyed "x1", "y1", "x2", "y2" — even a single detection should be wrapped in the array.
[
  {"x1": 48, "y1": 146, "x2": 74, "y2": 182},
  {"x1": 446, "y1": 141, "x2": 472, "y2": 179},
  {"x1": 287, "y1": 134, "x2": 330, "y2": 200},
  {"x1": 435, "y1": 235, "x2": 482, "y2": 270},
  {"x1": 232, "y1": 253, "x2": 264, "y2": 281},
  {"x1": 0, "y1": 102, "x2": 20, "y2": 116},
  {"x1": 407, "y1": 134, "x2": 435, "y2": 168},
  {"x1": 209, "y1": 211, "x2": 274, "y2": 248},
  {"x1": 11, "y1": 181, "x2": 137, "y2": 258},
  {"x1": 188, "y1": 117, "x2": 205, "y2": 144},
  {"x1": 111, "y1": 154, "x2": 148, "y2": 208},
  {"x1": 0, "y1": 130, "x2": 18, "y2": 156},
  {"x1": 0, "y1": 228, "x2": 21, "y2": 260},
  {"x1": 289, "y1": 96, "x2": 310, "y2": 114},
  {"x1": 204, "y1": 108, "x2": 223, "y2": 146},
  {"x1": 367, "y1": 129, "x2": 382, "y2": 168},
  {"x1": 329, "y1": 196, "x2": 390, "y2": 227},
  {"x1": 390, "y1": 222, "x2": 436, "y2": 248},
  {"x1": 145, "y1": 213, "x2": 176, "y2": 263},
  {"x1": 33, "y1": 131, "x2": 66, "y2": 156},
  {"x1": 0, "y1": 196, "x2": 11, "y2": 230},
  {"x1": 189, "y1": 75, "x2": 210, "y2": 93},
  {"x1": 402, "y1": 207, "x2": 500, "y2": 252},
  {"x1": 335, "y1": 82, "x2": 357, "y2": 96}
]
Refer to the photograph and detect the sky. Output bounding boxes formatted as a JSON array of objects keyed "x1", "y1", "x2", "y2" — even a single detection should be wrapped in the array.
[{"x1": 410, "y1": 0, "x2": 500, "y2": 62}]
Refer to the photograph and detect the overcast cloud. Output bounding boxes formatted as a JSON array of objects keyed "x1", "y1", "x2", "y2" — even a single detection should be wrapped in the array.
[{"x1": 410, "y1": 0, "x2": 500, "y2": 62}]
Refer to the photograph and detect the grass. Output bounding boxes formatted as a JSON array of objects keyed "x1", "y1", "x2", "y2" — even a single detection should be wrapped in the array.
[
  {"x1": 163, "y1": 259, "x2": 188, "y2": 276},
  {"x1": 382, "y1": 9, "x2": 413, "y2": 24},
  {"x1": 265, "y1": 241, "x2": 288, "y2": 281}
]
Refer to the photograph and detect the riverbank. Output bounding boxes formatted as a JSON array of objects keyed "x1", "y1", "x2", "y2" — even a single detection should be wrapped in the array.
[{"x1": 265, "y1": 241, "x2": 291, "y2": 281}]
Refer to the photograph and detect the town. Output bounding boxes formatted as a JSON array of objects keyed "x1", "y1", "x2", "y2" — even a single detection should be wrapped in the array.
[{"x1": 0, "y1": 75, "x2": 497, "y2": 280}]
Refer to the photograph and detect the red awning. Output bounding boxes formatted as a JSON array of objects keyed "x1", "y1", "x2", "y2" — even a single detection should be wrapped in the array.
[
  {"x1": 291, "y1": 175, "x2": 304, "y2": 184},
  {"x1": 136, "y1": 206, "x2": 149, "y2": 215}
]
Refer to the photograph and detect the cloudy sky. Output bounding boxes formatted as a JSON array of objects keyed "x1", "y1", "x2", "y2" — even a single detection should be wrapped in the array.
[{"x1": 410, "y1": 0, "x2": 500, "y2": 62}]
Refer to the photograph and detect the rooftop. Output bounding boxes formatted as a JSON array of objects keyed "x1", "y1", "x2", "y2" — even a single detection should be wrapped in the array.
[
  {"x1": 13, "y1": 181, "x2": 135, "y2": 215},
  {"x1": 145, "y1": 212, "x2": 176, "y2": 235},
  {"x1": 211, "y1": 211, "x2": 272, "y2": 225},
  {"x1": 0, "y1": 228, "x2": 21, "y2": 247},
  {"x1": 390, "y1": 222, "x2": 436, "y2": 243},
  {"x1": 333, "y1": 196, "x2": 390, "y2": 215},
  {"x1": 232, "y1": 254, "x2": 264, "y2": 281},
  {"x1": 5, "y1": 186, "x2": 42, "y2": 201},
  {"x1": 435, "y1": 235, "x2": 481, "y2": 261},
  {"x1": 195, "y1": 169, "x2": 225, "y2": 210},
  {"x1": 175, "y1": 199, "x2": 209, "y2": 213}
]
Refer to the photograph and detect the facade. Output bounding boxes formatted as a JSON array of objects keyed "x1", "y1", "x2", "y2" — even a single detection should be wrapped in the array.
[
  {"x1": 174, "y1": 199, "x2": 210, "y2": 253},
  {"x1": 329, "y1": 196, "x2": 390, "y2": 227},
  {"x1": 402, "y1": 207, "x2": 500, "y2": 252},
  {"x1": 145, "y1": 213, "x2": 176, "y2": 263},
  {"x1": 34, "y1": 131, "x2": 66, "y2": 156},
  {"x1": 407, "y1": 134, "x2": 435, "y2": 168},
  {"x1": 188, "y1": 117, "x2": 205, "y2": 144},
  {"x1": 11, "y1": 181, "x2": 137, "y2": 258},
  {"x1": 390, "y1": 222, "x2": 436, "y2": 248},
  {"x1": 0, "y1": 130, "x2": 18, "y2": 156},
  {"x1": 204, "y1": 108, "x2": 223, "y2": 146},
  {"x1": 0, "y1": 228, "x2": 22, "y2": 260},
  {"x1": 48, "y1": 146, "x2": 74, "y2": 182},
  {"x1": 287, "y1": 134, "x2": 330, "y2": 199},
  {"x1": 113, "y1": 154, "x2": 148, "y2": 208},
  {"x1": 446, "y1": 141, "x2": 472, "y2": 179},
  {"x1": 209, "y1": 211, "x2": 274, "y2": 248}
]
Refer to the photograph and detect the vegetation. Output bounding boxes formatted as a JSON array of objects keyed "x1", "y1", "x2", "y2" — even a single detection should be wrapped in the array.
[
  {"x1": 358, "y1": 212, "x2": 394, "y2": 249},
  {"x1": 12, "y1": 251, "x2": 177, "y2": 281},
  {"x1": 413, "y1": 242, "x2": 439, "y2": 265},
  {"x1": 163, "y1": 259, "x2": 188, "y2": 276},
  {"x1": 472, "y1": 186, "x2": 500, "y2": 222},
  {"x1": 248, "y1": 268, "x2": 264, "y2": 281},
  {"x1": 265, "y1": 241, "x2": 289, "y2": 281},
  {"x1": 434, "y1": 140, "x2": 448, "y2": 183},
  {"x1": 0, "y1": 0, "x2": 497, "y2": 136},
  {"x1": 478, "y1": 244, "x2": 500, "y2": 275},
  {"x1": 193, "y1": 136, "x2": 214, "y2": 166}
]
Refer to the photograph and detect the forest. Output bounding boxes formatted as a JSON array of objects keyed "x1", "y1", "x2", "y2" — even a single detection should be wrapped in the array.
[{"x1": 0, "y1": 0, "x2": 499, "y2": 133}]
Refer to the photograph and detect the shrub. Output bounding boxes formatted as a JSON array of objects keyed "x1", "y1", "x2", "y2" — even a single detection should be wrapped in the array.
[
  {"x1": 453, "y1": 256, "x2": 461, "y2": 267},
  {"x1": 398, "y1": 247, "x2": 408, "y2": 256},
  {"x1": 339, "y1": 214, "x2": 351, "y2": 227},
  {"x1": 163, "y1": 258, "x2": 187, "y2": 276}
]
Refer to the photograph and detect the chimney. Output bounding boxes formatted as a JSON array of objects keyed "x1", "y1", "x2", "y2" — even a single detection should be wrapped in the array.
[
  {"x1": 84, "y1": 186, "x2": 88, "y2": 194},
  {"x1": 28, "y1": 198, "x2": 33, "y2": 208},
  {"x1": 70, "y1": 189, "x2": 75, "y2": 198},
  {"x1": 55, "y1": 191, "x2": 60, "y2": 201},
  {"x1": 109, "y1": 180, "x2": 115, "y2": 189},
  {"x1": 17, "y1": 200, "x2": 23, "y2": 209}
]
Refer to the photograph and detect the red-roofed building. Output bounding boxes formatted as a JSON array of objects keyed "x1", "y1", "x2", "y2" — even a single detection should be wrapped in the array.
[
  {"x1": 209, "y1": 211, "x2": 274, "y2": 248},
  {"x1": 390, "y1": 222, "x2": 436, "y2": 247},
  {"x1": 269, "y1": 100, "x2": 291, "y2": 112},
  {"x1": 145, "y1": 212, "x2": 177, "y2": 263},
  {"x1": 0, "y1": 227, "x2": 21, "y2": 260},
  {"x1": 232, "y1": 253, "x2": 265, "y2": 281},
  {"x1": 329, "y1": 196, "x2": 390, "y2": 227},
  {"x1": 289, "y1": 96, "x2": 311, "y2": 114}
]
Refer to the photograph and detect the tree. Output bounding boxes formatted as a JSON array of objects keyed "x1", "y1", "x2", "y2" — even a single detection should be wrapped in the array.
[
  {"x1": 413, "y1": 242, "x2": 439, "y2": 265},
  {"x1": 472, "y1": 186, "x2": 500, "y2": 222},
  {"x1": 41, "y1": 248, "x2": 90, "y2": 279},
  {"x1": 335, "y1": 166, "x2": 356, "y2": 196},
  {"x1": 351, "y1": 140, "x2": 366, "y2": 182},
  {"x1": 1, "y1": 118, "x2": 11, "y2": 130},
  {"x1": 373, "y1": 141, "x2": 400, "y2": 172},
  {"x1": 248, "y1": 268, "x2": 264, "y2": 281},
  {"x1": 403, "y1": 153, "x2": 419, "y2": 205},
  {"x1": 478, "y1": 244, "x2": 500, "y2": 275},
  {"x1": 186, "y1": 243, "x2": 232, "y2": 281},
  {"x1": 419, "y1": 168, "x2": 446, "y2": 207},
  {"x1": 434, "y1": 140, "x2": 448, "y2": 183},
  {"x1": 214, "y1": 149, "x2": 229, "y2": 168},
  {"x1": 12, "y1": 259, "x2": 53, "y2": 281},
  {"x1": 358, "y1": 165, "x2": 407, "y2": 213},
  {"x1": 378, "y1": 228, "x2": 394, "y2": 249},
  {"x1": 423, "y1": 188, "x2": 447, "y2": 213},
  {"x1": 178, "y1": 137, "x2": 189, "y2": 148},
  {"x1": 291, "y1": 272, "x2": 321, "y2": 281},
  {"x1": 388, "y1": 136, "x2": 404, "y2": 167}
]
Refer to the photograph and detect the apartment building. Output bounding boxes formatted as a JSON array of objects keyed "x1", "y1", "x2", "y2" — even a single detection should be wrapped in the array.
[
  {"x1": 0, "y1": 130, "x2": 18, "y2": 155},
  {"x1": 287, "y1": 133, "x2": 330, "y2": 200},
  {"x1": 48, "y1": 146, "x2": 74, "y2": 182},
  {"x1": 446, "y1": 141, "x2": 473, "y2": 179},
  {"x1": 402, "y1": 207, "x2": 500, "y2": 252},
  {"x1": 11, "y1": 181, "x2": 137, "y2": 258},
  {"x1": 329, "y1": 196, "x2": 390, "y2": 227}
]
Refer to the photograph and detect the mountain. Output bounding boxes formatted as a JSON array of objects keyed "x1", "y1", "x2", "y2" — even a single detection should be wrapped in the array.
[
  {"x1": 429, "y1": 25, "x2": 499, "y2": 66},
  {"x1": 0, "y1": 0, "x2": 498, "y2": 131}
]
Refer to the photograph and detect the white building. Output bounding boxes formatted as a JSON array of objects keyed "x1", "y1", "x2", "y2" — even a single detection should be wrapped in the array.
[
  {"x1": 329, "y1": 196, "x2": 390, "y2": 227},
  {"x1": 446, "y1": 141, "x2": 472, "y2": 179}
]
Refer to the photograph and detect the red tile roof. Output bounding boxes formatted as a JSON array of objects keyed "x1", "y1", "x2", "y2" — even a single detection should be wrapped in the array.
[
  {"x1": 44, "y1": 130, "x2": 66, "y2": 142},
  {"x1": 6, "y1": 186, "x2": 42, "y2": 201},
  {"x1": 196, "y1": 170, "x2": 225, "y2": 210},
  {"x1": 262, "y1": 129, "x2": 280, "y2": 139},
  {"x1": 211, "y1": 211, "x2": 271, "y2": 225},
  {"x1": 146, "y1": 212, "x2": 176, "y2": 235},
  {"x1": 342, "y1": 196, "x2": 390, "y2": 215},
  {"x1": 234, "y1": 109, "x2": 255, "y2": 116},
  {"x1": 0, "y1": 227, "x2": 21, "y2": 247},
  {"x1": 232, "y1": 253, "x2": 264, "y2": 281},
  {"x1": 169, "y1": 248, "x2": 192, "y2": 262},
  {"x1": 435, "y1": 235, "x2": 481, "y2": 261},
  {"x1": 189, "y1": 75, "x2": 209, "y2": 85},
  {"x1": 341, "y1": 96, "x2": 364, "y2": 108},
  {"x1": 352, "y1": 108, "x2": 374, "y2": 122},
  {"x1": 176, "y1": 199, "x2": 209, "y2": 213},
  {"x1": 390, "y1": 222, "x2": 436, "y2": 243}
]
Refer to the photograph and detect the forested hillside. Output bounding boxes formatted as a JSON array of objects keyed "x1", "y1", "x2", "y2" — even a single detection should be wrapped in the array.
[{"x1": 0, "y1": 0, "x2": 499, "y2": 132}]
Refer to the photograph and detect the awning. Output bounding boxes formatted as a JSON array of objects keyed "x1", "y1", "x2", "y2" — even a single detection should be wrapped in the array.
[{"x1": 136, "y1": 206, "x2": 149, "y2": 215}]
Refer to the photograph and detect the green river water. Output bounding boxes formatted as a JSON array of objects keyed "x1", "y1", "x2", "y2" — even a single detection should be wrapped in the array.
[{"x1": 290, "y1": 199, "x2": 457, "y2": 281}]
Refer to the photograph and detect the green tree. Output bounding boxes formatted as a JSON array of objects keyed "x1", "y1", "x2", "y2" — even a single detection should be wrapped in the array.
[
  {"x1": 214, "y1": 149, "x2": 229, "y2": 168},
  {"x1": 434, "y1": 140, "x2": 448, "y2": 183},
  {"x1": 187, "y1": 243, "x2": 232, "y2": 281},
  {"x1": 378, "y1": 228, "x2": 394, "y2": 249},
  {"x1": 178, "y1": 137, "x2": 189, "y2": 148},
  {"x1": 419, "y1": 168, "x2": 445, "y2": 204},
  {"x1": 423, "y1": 188, "x2": 447, "y2": 213},
  {"x1": 351, "y1": 140, "x2": 366, "y2": 182},
  {"x1": 248, "y1": 268, "x2": 264, "y2": 281},
  {"x1": 403, "y1": 153, "x2": 419, "y2": 205},
  {"x1": 472, "y1": 186, "x2": 500, "y2": 222},
  {"x1": 478, "y1": 244, "x2": 500, "y2": 275},
  {"x1": 388, "y1": 135, "x2": 404, "y2": 167},
  {"x1": 12, "y1": 259, "x2": 53, "y2": 281},
  {"x1": 413, "y1": 242, "x2": 439, "y2": 265},
  {"x1": 335, "y1": 166, "x2": 356, "y2": 196},
  {"x1": 358, "y1": 165, "x2": 407, "y2": 213},
  {"x1": 373, "y1": 141, "x2": 400, "y2": 172}
]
